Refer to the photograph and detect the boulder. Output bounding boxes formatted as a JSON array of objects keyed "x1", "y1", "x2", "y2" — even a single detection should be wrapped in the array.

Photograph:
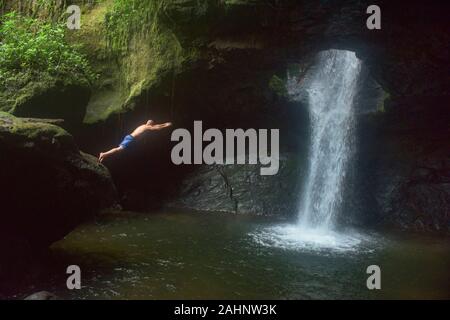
[{"x1": 0, "y1": 112, "x2": 117, "y2": 278}]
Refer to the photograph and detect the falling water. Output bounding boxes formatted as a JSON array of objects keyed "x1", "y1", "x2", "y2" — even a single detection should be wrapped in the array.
[
  {"x1": 252, "y1": 50, "x2": 366, "y2": 252},
  {"x1": 296, "y1": 49, "x2": 362, "y2": 231}
]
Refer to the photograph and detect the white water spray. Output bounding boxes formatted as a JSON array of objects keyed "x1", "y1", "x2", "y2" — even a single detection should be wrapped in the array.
[{"x1": 252, "y1": 50, "x2": 366, "y2": 252}]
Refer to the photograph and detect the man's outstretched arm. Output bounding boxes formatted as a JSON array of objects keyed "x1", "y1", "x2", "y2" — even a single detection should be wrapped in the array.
[{"x1": 149, "y1": 122, "x2": 172, "y2": 131}]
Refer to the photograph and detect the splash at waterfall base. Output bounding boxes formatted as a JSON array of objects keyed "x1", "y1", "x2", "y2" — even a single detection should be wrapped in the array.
[
  {"x1": 252, "y1": 224, "x2": 372, "y2": 253},
  {"x1": 254, "y1": 50, "x2": 368, "y2": 252}
]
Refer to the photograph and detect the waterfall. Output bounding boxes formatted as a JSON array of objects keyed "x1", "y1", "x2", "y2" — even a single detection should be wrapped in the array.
[
  {"x1": 295, "y1": 49, "x2": 362, "y2": 231},
  {"x1": 252, "y1": 49, "x2": 366, "y2": 252}
]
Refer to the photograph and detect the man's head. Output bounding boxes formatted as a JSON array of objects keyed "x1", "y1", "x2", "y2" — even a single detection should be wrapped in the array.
[{"x1": 146, "y1": 120, "x2": 154, "y2": 126}]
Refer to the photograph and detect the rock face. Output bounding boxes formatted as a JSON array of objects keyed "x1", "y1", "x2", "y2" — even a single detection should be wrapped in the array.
[
  {"x1": 384, "y1": 157, "x2": 450, "y2": 233},
  {"x1": 10, "y1": 81, "x2": 91, "y2": 127},
  {"x1": 75, "y1": 0, "x2": 449, "y2": 233},
  {"x1": 356, "y1": 100, "x2": 450, "y2": 233},
  {"x1": 167, "y1": 154, "x2": 304, "y2": 217},
  {"x1": 24, "y1": 291, "x2": 59, "y2": 300},
  {"x1": 0, "y1": 112, "x2": 117, "y2": 281}
]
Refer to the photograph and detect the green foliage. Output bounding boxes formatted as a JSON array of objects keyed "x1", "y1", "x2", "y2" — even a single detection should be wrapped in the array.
[
  {"x1": 269, "y1": 75, "x2": 288, "y2": 97},
  {"x1": 0, "y1": 12, "x2": 96, "y2": 88},
  {"x1": 377, "y1": 90, "x2": 390, "y2": 113},
  {"x1": 104, "y1": 0, "x2": 213, "y2": 53},
  {"x1": 105, "y1": 0, "x2": 166, "y2": 53},
  {"x1": 1, "y1": 0, "x2": 65, "y2": 21},
  {"x1": 101, "y1": 1, "x2": 193, "y2": 103},
  {"x1": 104, "y1": 0, "x2": 203, "y2": 58},
  {"x1": 1, "y1": 0, "x2": 103, "y2": 19}
]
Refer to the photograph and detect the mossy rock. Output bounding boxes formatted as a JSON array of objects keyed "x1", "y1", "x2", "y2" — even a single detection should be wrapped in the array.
[
  {"x1": 0, "y1": 111, "x2": 75, "y2": 153},
  {"x1": 0, "y1": 112, "x2": 118, "y2": 280}
]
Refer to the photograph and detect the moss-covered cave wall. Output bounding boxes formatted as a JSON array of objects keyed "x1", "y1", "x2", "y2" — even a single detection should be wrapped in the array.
[{"x1": 1, "y1": 0, "x2": 449, "y2": 233}]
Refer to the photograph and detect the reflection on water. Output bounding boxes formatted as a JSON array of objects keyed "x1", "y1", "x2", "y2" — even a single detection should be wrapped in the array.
[{"x1": 12, "y1": 212, "x2": 450, "y2": 300}]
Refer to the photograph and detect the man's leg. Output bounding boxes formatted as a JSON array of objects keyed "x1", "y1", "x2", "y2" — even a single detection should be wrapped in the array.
[{"x1": 99, "y1": 146, "x2": 124, "y2": 163}]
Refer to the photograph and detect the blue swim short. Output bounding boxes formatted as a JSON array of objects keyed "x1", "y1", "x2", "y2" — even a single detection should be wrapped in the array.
[{"x1": 119, "y1": 135, "x2": 135, "y2": 149}]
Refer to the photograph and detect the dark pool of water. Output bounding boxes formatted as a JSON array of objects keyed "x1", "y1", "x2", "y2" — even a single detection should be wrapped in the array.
[{"x1": 12, "y1": 211, "x2": 450, "y2": 299}]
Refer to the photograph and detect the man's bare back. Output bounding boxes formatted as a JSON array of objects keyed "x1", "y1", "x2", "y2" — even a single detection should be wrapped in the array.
[
  {"x1": 99, "y1": 120, "x2": 172, "y2": 163},
  {"x1": 131, "y1": 120, "x2": 172, "y2": 139}
]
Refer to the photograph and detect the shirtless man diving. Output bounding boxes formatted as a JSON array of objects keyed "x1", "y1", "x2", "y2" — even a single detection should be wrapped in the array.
[{"x1": 99, "y1": 120, "x2": 172, "y2": 163}]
